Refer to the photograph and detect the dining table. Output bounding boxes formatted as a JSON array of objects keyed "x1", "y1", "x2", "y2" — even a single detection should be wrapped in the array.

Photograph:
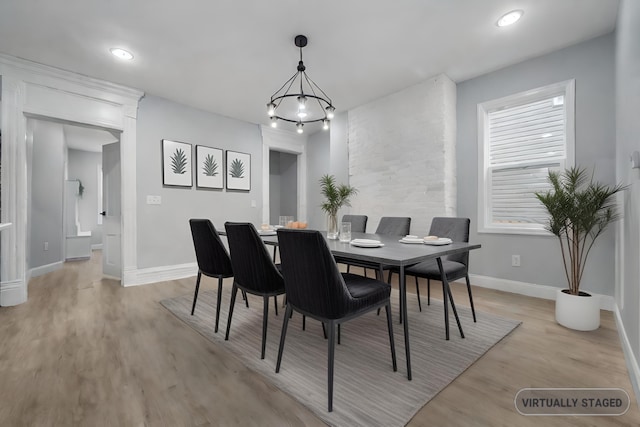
[{"x1": 253, "y1": 229, "x2": 482, "y2": 381}]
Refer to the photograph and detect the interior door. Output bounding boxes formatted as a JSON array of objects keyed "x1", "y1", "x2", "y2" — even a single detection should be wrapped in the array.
[{"x1": 102, "y1": 142, "x2": 121, "y2": 279}]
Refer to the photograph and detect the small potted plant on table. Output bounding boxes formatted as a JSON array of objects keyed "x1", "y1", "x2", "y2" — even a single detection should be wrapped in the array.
[{"x1": 319, "y1": 175, "x2": 358, "y2": 239}]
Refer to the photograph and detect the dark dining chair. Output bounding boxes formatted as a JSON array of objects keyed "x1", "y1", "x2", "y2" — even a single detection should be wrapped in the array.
[
  {"x1": 360, "y1": 216, "x2": 411, "y2": 278},
  {"x1": 390, "y1": 217, "x2": 476, "y2": 322},
  {"x1": 338, "y1": 214, "x2": 368, "y2": 273},
  {"x1": 275, "y1": 228, "x2": 397, "y2": 412},
  {"x1": 188, "y1": 219, "x2": 235, "y2": 333},
  {"x1": 375, "y1": 216, "x2": 411, "y2": 236},
  {"x1": 224, "y1": 222, "x2": 286, "y2": 359},
  {"x1": 341, "y1": 214, "x2": 368, "y2": 233}
]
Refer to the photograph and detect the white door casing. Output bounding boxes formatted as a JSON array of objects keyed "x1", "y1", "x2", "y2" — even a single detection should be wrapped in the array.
[
  {"x1": 102, "y1": 142, "x2": 122, "y2": 279},
  {"x1": 0, "y1": 54, "x2": 142, "y2": 306}
]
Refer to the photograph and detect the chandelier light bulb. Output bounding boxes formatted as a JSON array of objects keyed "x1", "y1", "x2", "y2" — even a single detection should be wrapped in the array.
[
  {"x1": 297, "y1": 109, "x2": 308, "y2": 119},
  {"x1": 296, "y1": 122, "x2": 304, "y2": 134},
  {"x1": 323, "y1": 119, "x2": 330, "y2": 130},
  {"x1": 326, "y1": 106, "x2": 335, "y2": 120},
  {"x1": 267, "y1": 102, "x2": 276, "y2": 117},
  {"x1": 297, "y1": 96, "x2": 307, "y2": 110},
  {"x1": 270, "y1": 117, "x2": 278, "y2": 128}
]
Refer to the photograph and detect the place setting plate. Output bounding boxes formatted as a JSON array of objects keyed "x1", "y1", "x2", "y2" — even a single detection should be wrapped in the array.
[
  {"x1": 399, "y1": 235, "x2": 424, "y2": 244},
  {"x1": 422, "y1": 237, "x2": 453, "y2": 246},
  {"x1": 349, "y1": 239, "x2": 384, "y2": 248}
]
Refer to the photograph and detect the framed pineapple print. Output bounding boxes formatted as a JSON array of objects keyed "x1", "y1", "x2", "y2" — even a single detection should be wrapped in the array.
[
  {"x1": 162, "y1": 139, "x2": 192, "y2": 187},
  {"x1": 196, "y1": 146, "x2": 223, "y2": 189},
  {"x1": 226, "y1": 150, "x2": 251, "y2": 191}
]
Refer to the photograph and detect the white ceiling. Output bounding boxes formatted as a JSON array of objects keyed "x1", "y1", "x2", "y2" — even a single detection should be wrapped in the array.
[
  {"x1": 64, "y1": 124, "x2": 118, "y2": 153},
  {"x1": 0, "y1": 0, "x2": 618, "y2": 129}
]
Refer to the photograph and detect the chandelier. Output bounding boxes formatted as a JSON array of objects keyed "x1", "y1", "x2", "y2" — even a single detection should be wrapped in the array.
[{"x1": 267, "y1": 35, "x2": 335, "y2": 134}]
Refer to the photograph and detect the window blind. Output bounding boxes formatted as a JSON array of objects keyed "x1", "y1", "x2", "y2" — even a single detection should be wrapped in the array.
[{"x1": 487, "y1": 96, "x2": 566, "y2": 225}]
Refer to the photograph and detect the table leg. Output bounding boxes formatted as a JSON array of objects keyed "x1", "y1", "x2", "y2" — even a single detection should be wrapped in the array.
[
  {"x1": 436, "y1": 257, "x2": 465, "y2": 340},
  {"x1": 399, "y1": 265, "x2": 412, "y2": 380}
]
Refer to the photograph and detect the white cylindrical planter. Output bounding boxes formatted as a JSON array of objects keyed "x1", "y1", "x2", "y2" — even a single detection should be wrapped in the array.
[{"x1": 555, "y1": 289, "x2": 600, "y2": 331}]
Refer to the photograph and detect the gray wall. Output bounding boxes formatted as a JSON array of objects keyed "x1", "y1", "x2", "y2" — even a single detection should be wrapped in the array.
[
  {"x1": 68, "y1": 149, "x2": 102, "y2": 245},
  {"x1": 269, "y1": 151, "x2": 297, "y2": 224},
  {"x1": 307, "y1": 130, "x2": 330, "y2": 230},
  {"x1": 136, "y1": 95, "x2": 263, "y2": 269},
  {"x1": 616, "y1": 0, "x2": 640, "y2": 390},
  {"x1": 457, "y1": 33, "x2": 617, "y2": 295},
  {"x1": 29, "y1": 119, "x2": 65, "y2": 268}
]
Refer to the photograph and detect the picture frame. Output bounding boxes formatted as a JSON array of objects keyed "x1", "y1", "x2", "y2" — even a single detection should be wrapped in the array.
[
  {"x1": 196, "y1": 145, "x2": 224, "y2": 189},
  {"x1": 162, "y1": 139, "x2": 193, "y2": 187},
  {"x1": 226, "y1": 150, "x2": 251, "y2": 191}
]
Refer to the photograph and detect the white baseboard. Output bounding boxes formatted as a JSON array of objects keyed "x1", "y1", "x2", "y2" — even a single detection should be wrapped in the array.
[
  {"x1": 464, "y1": 274, "x2": 615, "y2": 311},
  {"x1": 91, "y1": 244, "x2": 103, "y2": 250},
  {"x1": 0, "y1": 280, "x2": 26, "y2": 306},
  {"x1": 614, "y1": 305, "x2": 640, "y2": 409},
  {"x1": 29, "y1": 261, "x2": 64, "y2": 278},
  {"x1": 125, "y1": 262, "x2": 198, "y2": 287}
]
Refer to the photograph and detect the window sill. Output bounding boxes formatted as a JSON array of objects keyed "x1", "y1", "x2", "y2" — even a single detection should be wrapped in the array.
[{"x1": 478, "y1": 226, "x2": 553, "y2": 237}]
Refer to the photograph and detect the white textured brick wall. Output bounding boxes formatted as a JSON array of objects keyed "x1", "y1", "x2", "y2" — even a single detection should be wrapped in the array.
[{"x1": 348, "y1": 74, "x2": 457, "y2": 235}]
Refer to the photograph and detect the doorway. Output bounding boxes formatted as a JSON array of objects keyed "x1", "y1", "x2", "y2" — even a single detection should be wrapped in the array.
[
  {"x1": 269, "y1": 150, "x2": 298, "y2": 224},
  {"x1": 26, "y1": 117, "x2": 121, "y2": 279}
]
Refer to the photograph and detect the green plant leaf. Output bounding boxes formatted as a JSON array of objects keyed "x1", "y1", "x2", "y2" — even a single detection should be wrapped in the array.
[
  {"x1": 202, "y1": 154, "x2": 218, "y2": 176},
  {"x1": 535, "y1": 166, "x2": 626, "y2": 294},
  {"x1": 229, "y1": 158, "x2": 245, "y2": 178},
  {"x1": 319, "y1": 174, "x2": 358, "y2": 216},
  {"x1": 170, "y1": 148, "x2": 188, "y2": 174}
]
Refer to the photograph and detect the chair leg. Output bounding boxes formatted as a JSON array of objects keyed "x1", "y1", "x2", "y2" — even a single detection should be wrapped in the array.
[
  {"x1": 466, "y1": 274, "x2": 477, "y2": 322},
  {"x1": 302, "y1": 315, "x2": 306, "y2": 331},
  {"x1": 242, "y1": 290, "x2": 249, "y2": 308},
  {"x1": 225, "y1": 285, "x2": 239, "y2": 340},
  {"x1": 338, "y1": 324, "x2": 341, "y2": 345},
  {"x1": 260, "y1": 296, "x2": 270, "y2": 359},
  {"x1": 190, "y1": 271, "x2": 202, "y2": 315},
  {"x1": 446, "y1": 282, "x2": 465, "y2": 339},
  {"x1": 327, "y1": 320, "x2": 336, "y2": 412},
  {"x1": 214, "y1": 277, "x2": 223, "y2": 333},
  {"x1": 322, "y1": 322, "x2": 327, "y2": 339},
  {"x1": 415, "y1": 276, "x2": 422, "y2": 312},
  {"x1": 385, "y1": 303, "x2": 398, "y2": 371},
  {"x1": 276, "y1": 304, "x2": 293, "y2": 373},
  {"x1": 346, "y1": 264, "x2": 351, "y2": 273},
  {"x1": 274, "y1": 295, "x2": 278, "y2": 316},
  {"x1": 427, "y1": 279, "x2": 431, "y2": 306}
]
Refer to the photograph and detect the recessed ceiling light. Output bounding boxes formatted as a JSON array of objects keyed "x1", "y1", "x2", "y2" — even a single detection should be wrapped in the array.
[
  {"x1": 496, "y1": 10, "x2": 524, "y2": 27},
  {"x1": 110, "y1": 48, "x2": 134, "y2": 60}
]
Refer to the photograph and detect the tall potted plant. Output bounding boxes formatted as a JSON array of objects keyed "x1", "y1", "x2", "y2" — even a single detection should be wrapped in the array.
[
  {"x1": 535, "y1": 166, "x2": 625, "y2": 331},
  {"x1": 320, "y1": 174, "x2": 358, "y2": 239}
]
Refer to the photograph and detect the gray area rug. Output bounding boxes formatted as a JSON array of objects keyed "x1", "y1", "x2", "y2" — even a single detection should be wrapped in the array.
[{"x1": 161, "y1": 287, "x2": 520, "y2": 427}]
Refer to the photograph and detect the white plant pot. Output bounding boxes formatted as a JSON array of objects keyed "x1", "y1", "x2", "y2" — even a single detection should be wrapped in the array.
[{"x1": 555, "y1": 289, "x2": 600, "y2": 331}]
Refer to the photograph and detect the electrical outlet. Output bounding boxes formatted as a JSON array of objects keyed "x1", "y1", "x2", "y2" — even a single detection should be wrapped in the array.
[
  {"x1": 44, "y1": 242, "x2": 49, "y2": 251},
  {"x1": 147, "y1": 195, "x2": 162, "y2": 205},
  {"x1": 511, "y1": 254, "x2": 521, "y2": 267}
]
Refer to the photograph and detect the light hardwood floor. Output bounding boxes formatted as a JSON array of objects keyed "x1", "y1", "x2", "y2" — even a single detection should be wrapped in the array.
[{"x1": 1, "y1": 252, "x2": 638, "y2": 426}]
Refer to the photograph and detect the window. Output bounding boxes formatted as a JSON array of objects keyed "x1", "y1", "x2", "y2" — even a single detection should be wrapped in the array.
[{"x1": 478, "y1": 80, "x2": 575, "y2": 234}]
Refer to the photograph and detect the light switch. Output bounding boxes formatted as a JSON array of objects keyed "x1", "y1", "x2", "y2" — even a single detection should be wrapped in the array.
[{"x1": 147, "y1": 195, "x2": 162, "y2": 205}]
